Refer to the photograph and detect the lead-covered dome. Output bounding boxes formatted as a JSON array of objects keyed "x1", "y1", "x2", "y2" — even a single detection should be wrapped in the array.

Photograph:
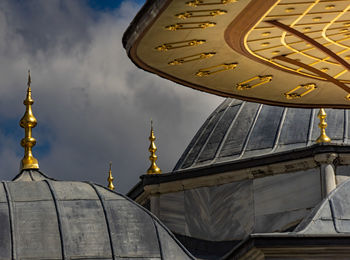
[
  {"x1": 174, "y1": 98, "x2": 350, "y2": 171},
  {"x1": 0, "y1": 170, "x2": 194, "y2": 259}
]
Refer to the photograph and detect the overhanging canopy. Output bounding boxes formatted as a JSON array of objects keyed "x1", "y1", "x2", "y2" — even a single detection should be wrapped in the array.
[{"x1": 123, "y1": 0, "x2": 350, "y2": 108}]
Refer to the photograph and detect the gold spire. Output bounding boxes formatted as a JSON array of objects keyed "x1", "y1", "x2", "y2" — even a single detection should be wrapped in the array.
[
  {"x1": 316, "y1": 108, "x2": 331, "y2": 143},
  {"x1": 147, "y1": 120, "x2": 162, "y2": 174},
  {"x1": 107, "y1": 162, "x2": 115, "y2": 190},
  {"x1": 19, "y1": 70, "x2": 39, "y2": 170}
]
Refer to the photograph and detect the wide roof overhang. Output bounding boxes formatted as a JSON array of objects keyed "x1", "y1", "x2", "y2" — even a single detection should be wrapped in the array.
[{"x1": 123, "y1": 0, "x2": 350, "y2": 108}]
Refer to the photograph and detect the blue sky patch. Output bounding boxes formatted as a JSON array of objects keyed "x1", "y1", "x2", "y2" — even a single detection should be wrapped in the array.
[{"x1": 87, "y1": 0, "x2": 145, "y2": 11}]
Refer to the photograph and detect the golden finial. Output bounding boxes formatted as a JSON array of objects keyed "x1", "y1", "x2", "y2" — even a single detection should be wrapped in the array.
[
  {"x1": 19, "y1": 70, "x2": 39, "y2": 170},
  {"x1": 107, "y1": 162, "x2": 115, "y2": 190},
  {"x1": 147, "y1": 120, "x2": 162, "y2": 174},
  {"x1": 316, "y1": 108, "x2": 331, "y2": 143}
]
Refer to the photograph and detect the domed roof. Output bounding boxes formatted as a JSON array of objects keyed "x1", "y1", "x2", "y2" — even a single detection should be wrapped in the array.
[
  {"x1": 174, "y1": 98, "x2": 350, "y2": 171},
  {"x1": 0, "y1": 170, "x2": 194, "y2": 259},
  {"x1": 295, "y1": 178, "x2": 350, "y2": 235}
]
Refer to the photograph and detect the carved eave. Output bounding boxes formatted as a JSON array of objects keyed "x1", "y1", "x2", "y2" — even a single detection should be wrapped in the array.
[
  {"x1": 124, "y1": 0, "x2": 350, "y2": 108},
  {"x1": 127, "y1": 144, "x2": 350, "y2": 204}
]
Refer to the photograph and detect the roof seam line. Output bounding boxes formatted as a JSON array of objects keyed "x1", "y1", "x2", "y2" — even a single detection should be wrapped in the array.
[
  {"x1": 3, "y1": 182, "x2": 15, "y2": 260},
  {"x1": 270, "y1": 107, "x2": 288, "y2": 153},
  {"x1": 44, "y1": 180, "x2": 67, "y2": 260},
  {"x1": 213, "y1": 101, "x2": 245, "y2": 163},
  {"x1": 307, "y1": 109, "x2": 316, "y2": 146},
  {"x1": 328, "y1": 198, "x2": 340, "y2": 233},
  {"x1": 88, "y1": 182, "x2": 116, "y2": 260},
  {"x1": 193, "y1": 100, "x2": 231, "y2": 165},
  {"x1": 344, "y1": 110, "x2": 348, "y2": 142},
  {"x1": 175, "y1": 97, "x2": 230, "y2": 170},
  {"x1": 174, "y1": 104, "x2": 220, "y2": 170},
  {"x1": 29, "y1": 170, "x2": 34, "y2": 181},
  {"x1": 238, "y1": 104, "x2": 263, "y2": 159},
  {"x1": 152, "y1": 219, "x2": 164, "y2": 260},
  {"x1": 93, "y1": 183, "x2": 195, "y2": 259}
]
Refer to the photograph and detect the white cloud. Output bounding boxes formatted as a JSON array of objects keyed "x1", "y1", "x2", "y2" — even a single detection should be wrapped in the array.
[{"x1": 0, "y1": 0, "x2": 223, "y2": 193}]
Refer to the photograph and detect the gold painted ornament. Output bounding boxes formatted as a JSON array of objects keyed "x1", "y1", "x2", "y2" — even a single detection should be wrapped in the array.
[
  {"x1": 147, "y1": 121, "x2": 162, "y2": 175},
  {"x1": 20, "y1": 71, "x2": 39, "y2": 170}
]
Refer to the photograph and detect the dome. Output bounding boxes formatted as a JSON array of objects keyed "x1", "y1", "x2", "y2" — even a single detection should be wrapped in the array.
[
  {"x1": 0, "y1": 170, "x2": 194, "y2": 259},
  {"x1": 174, "y1": 98, "x2": 350, "y2": 171},
  {"x1": 295, "y1": 177, "x2": 350, "y2": 235}
]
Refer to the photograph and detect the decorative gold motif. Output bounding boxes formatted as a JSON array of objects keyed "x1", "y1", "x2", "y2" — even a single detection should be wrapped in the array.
[
  {"x1": 20, "y1": 71, "x2": 39, "y2": 170},
  {"x1": 196, "y1": 63, "x2": 237, "y2": 76},
  {"x1": 284, "y1": 83, "x2": 317, "y2": 99},
  {"x1": 165, "y1": 22, "x2": 216, "y2": 31},
  {"x1": 245, "y1": 1, "x2": 350, "y2": 84},
  {"x1": 186, "y1": 0, "x2": 236, "y2": 7},
  {"x1": 176, "y1": 9, "x2": 227, "y2": 19},
  {"x1": 107, "y1": 162, "x2": 115, "y2": 190},
  {"x1": 147, "y1": 121, "x2": 161, "y2": 175},
  {"x1": 236, "y1": 75, "x2": 272, "y2": 90},
  {"x1": 316, "y1": 108, "x2": 331, "y2": 143},
  {"x1": 285, "y1": 8, "x2": 295, "y2": 13},
  {"x1": 155, "y1": 40, "x2": 206, "y2": 51},
  {"x1": 325, "y1": 5, "x2": 335, "y2": 10},
  {"x1": 169, "y1": 52, "x2": 215, "y2": 65}
]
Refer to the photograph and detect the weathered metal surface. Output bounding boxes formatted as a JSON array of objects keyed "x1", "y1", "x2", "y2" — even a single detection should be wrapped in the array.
[
  {"x1": 0, "y1": 170, "x2": 195, "y2": 259},
  {"x1": 184, "y1": 180, "x2": 254, "y2": 241},
  {"x1": 175, "y1": 98, "x2": 349, "y2": 171},
  {"x1": 296, "y1": 178, "x2": 350, "y2": 234}
]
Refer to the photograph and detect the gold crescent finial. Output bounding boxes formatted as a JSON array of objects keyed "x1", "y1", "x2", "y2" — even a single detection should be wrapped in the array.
[
  {"x1": 147, "y1": 120, "x2": 162, "y2": 174},
  {"x1": 107, "y1": 162, "x2": 115, "y2": 190},
  {"x1": 20, "y1": 70, "x2": 39, "y2": 170},
  {"x1": 316, "y1": 108, "x2": 331, "y2": 143}
]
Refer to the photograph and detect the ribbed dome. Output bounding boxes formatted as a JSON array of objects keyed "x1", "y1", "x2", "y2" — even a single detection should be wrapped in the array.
[
  {"x1": 174, "y1": 99, "x2": 350, "y2": 171},
  {"x1": 0, "y1": 170, "x2": 194, "y2": 259}
]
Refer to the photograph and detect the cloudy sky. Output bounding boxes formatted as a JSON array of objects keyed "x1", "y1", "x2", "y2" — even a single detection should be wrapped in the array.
[{"x1": 0, "y1": 0, "x2": 223, "y2": 193}]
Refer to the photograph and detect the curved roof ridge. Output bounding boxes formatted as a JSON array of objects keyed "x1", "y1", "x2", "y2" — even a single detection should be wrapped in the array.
[
  {"x1": 12, "y1": 170, "x2": 55, "y2": 182},
  {"x1": 270, "y1": 107, "x2": 288, "y2": 154},
  {"x1": 237, "y1": 103, "x2": 263, "y2": 160},
  {"x1": 212, "y1": 100, "x2": 246, "y2": 164}
]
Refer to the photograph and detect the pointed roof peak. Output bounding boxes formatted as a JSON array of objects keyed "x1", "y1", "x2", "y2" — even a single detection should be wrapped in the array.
[
  {"x1": 147, "y1": 120, "x2": 161, "y2": 175},
  {"x1": 107, "y1": 161, "x2": 115, "y2": 190},
  {"x1": 19, "y1": 70, "x2": 39, "y2": 170}
]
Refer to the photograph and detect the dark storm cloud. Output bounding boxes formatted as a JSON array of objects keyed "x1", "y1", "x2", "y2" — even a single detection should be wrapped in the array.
[{"x1": 0, "y1": 0, "x2": 223, "y2": 193}]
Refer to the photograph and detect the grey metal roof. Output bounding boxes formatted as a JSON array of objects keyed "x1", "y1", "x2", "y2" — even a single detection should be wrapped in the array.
[
  {"x1": 0, "y1": 170, "x2": 194, "y2": 260},
  {"x1": 295, "y1": 178, "x2": 350, "y2": 235},
  {"x1": 174, "y1": 98, "x2": 350, "y2": 171}
]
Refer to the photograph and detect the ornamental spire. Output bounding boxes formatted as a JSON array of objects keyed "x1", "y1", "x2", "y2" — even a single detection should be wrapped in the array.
[
  {"x1": 316, "y1": 108, "x2": 331, "y2": 143},
  {"x1": 107, "y1": 162, "x2": 115, "y2": 190},
  {"x1": 19, "y1": 70, "x2": 39, "y2": 170},
  {"x1": 147, "y1": 120, "x2": 162, "y2": 174}
]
